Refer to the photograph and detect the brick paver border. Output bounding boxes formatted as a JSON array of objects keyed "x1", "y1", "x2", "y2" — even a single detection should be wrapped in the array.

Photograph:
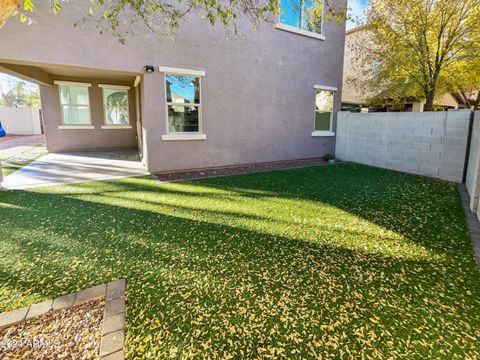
[
  {"x1": 458, "y1": 184, "x2": 480, "y2": 269},
  {"x1": 0, "y1": 279, "x2": 127, "y2": 359},
  {"x1": 153, "y1": 157, "x2": 331, "y2": 182}
]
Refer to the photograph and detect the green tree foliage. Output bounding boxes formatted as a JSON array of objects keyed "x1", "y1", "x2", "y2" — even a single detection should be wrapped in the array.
[
  {"x1": 442, "y1": 36, "x2": 480, "y2": 109},
  {"x1": 353, "y1": 0, "x2": 480, "y2": 111},
  {"x1": 0, "y1": 80, "x2": 40, "y2": 108}
]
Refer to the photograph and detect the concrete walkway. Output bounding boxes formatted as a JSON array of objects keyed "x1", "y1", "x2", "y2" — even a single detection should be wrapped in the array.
[
  {"x1": 0, "y1": 135, "x2": 46, "y2": 162},
  {"x1": 1, "y1": 149, "x2": 148, "y2": 190}
]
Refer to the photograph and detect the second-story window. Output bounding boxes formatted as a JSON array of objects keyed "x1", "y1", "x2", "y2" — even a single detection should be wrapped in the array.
[{"x1": 279, "y1": 0, "x2": 323, "y2": 35}]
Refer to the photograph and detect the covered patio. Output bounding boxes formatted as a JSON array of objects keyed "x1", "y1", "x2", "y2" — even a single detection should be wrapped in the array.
[
  {"x1": 0, "y1": 60, "x2": 144, "y2": 156},
  {"x1": 1, "y1": 149, "x2": 148, "y2": 190}
]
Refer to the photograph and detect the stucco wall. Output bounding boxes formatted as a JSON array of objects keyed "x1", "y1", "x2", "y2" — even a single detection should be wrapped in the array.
[
  {"x1": 40, "y1": 78, "x2": 137, "y2": 152},
  {"x1": 0, "y1": 107, "x2": 41, "y2": 135},
  {"x1": 0, "y1": 0, "x2": 345, "y2": 172},
  {"x1": 466, "y1": 111, "x2": 480, "y2": 212},
  {"x1": 342, "y1": 28, "x2": 373, "y2": 105},
  {"x1": 141, "y1": 68, "x2": 339, "y2": 172},
  {"x1": 335, "y1": 110, "x2": 471, "y2": 182}
]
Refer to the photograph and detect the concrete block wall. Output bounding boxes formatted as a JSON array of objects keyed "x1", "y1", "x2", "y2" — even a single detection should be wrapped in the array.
[
  {"x1": 465, "y1": 111, "x2": 480, "y2": 212},
  {"x1": 335, "y1": 110, "x2": 472, "y2": 182},
  {"x1": 0, "y1": 107, "x2": 42, "y2": 135}
]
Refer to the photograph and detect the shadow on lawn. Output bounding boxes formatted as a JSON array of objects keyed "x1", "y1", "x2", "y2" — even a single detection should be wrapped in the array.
[
  {"x1": 0, "y1": 163, "x2": 479, "y2": 357},
  {"x1": 54, "y1": 162, "x2": 475, "y2": 258}
]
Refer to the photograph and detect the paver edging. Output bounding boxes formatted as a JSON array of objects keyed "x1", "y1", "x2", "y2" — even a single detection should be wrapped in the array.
[
  {"x1": 0, "y1": 278, "x2": 127, "y2": 359},
  {"x1": 153, "y1": 158, "x2": 333, "y2": 183},
  {"x1": 101, "y1": 279, "x2": 127, "y2": 359}
]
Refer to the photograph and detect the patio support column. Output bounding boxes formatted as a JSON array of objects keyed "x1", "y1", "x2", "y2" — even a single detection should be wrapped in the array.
[{"x1": 139, "y1": 73, "x2": 166, "y2": 173}]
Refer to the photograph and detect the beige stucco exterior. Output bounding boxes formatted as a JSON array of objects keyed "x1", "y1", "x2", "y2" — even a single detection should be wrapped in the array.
[
  {"x1": 342, "y1": 26, "x2": 373, "y2": 105},
  {"x1": 0, "y1": 1, "x2": 346, "y2": 172}
]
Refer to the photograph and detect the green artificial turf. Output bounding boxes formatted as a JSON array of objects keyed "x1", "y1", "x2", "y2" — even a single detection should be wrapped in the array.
[
  {"x1": 2, "y1": 160, "x2": 32, "y2": 177},
  {"x1": 0, "y1": 163, "x2": 479, "y2": 358}
]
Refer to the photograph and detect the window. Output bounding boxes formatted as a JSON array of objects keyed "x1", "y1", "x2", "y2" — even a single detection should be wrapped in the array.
[
  {"x1": 159, "y1": 66, "x2": 206, "y2": 140},
  {"x1": 165, "y1": 73, "x2": 201, "y2": 133},
  {"x1": 100, "y1": 85, "x2": 130, "y2": 126},
  {"x1": 56, "y1": 82, "x2": 91, "y2": 125},
  {"x1": 278, "y1": 0, "x2": 324, "y2": 38},
  {"x1": 312, "y1": 86, "x2": 336, "y2": 136}
]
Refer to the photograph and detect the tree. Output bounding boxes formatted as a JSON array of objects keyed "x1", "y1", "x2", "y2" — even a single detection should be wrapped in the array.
[
  {"x1": 445, "y1": 66, "x2": 480, "y2": 110},
  {"x1": 0, "y1": 80, "x2": 40, "y2": 108},
  {"x1": 442, "y1": 30, "x2": 480, "y2": 110},
  {"x1": 352, "y1": 0, "x2": 480, "y2": 111},
  {"x1": 0, "y1": 0, "x2": 346, "y2": 42},
  {"x1": 0, "y1": 0, "x2": 21, "y2": 28},
  {"x1": 25, "y1": 91, "x2": 40, "y2": 108}
]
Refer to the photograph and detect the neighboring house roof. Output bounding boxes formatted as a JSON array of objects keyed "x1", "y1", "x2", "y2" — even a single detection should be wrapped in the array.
[
  {"x1": 345, "y1": 24, "x2": 372, "y2": 36},
  {"x1": 452, "y1": 91, "x2": 480, "y2": 109}
]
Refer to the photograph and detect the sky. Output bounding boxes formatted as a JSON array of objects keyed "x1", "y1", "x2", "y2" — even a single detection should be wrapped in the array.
[
  {"x1": 347, "y1": 0, "x2": 368, "y2": 30},
  {"x1": 0, "y1": 73, "x2": 18, "y2": 92},
  {"x1": 0, "y1": 73, "x2": 38, "y2": 94}
]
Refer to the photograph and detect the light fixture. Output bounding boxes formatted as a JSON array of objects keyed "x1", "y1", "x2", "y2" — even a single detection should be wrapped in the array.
[{"x1": 143, "y1": 65, "x2": 155, "y2": 73}]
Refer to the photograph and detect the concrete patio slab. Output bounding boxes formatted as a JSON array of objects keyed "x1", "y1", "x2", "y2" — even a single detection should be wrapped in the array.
[
  {"x1": 0, "y1": 135, "x2": 46, "y2": 161},
  {"x1": 1, "y1": 149, "x2": 148, "y2": 190}
]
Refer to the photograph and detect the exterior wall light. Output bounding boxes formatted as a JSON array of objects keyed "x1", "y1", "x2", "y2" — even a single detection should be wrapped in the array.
[{"x1": 143, "y1": 65, "x2": 155, "y2": 73}]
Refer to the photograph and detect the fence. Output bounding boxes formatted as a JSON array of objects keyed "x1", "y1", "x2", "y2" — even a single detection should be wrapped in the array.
[
  {"x1": 465, "y1": 112, "x2": 480, "y2": 217},
  {"x1": 0, "y1": 107, "x2": 42, "y2": 135},
  {"x1": 335, "y1": 110, "x2": 472, "y2": 182}
]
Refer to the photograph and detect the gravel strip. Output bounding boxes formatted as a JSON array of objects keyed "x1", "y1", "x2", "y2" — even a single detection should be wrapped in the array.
[
  {"x1": 154, "y1": 158, "x2": 328, "y2": 182},
  {"x1": 0, "y1": 299, "x2": 104, "y2": 359}
]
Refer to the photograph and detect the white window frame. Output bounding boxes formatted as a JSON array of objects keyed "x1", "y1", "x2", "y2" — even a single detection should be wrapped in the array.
[
  {"x1": 54, "y1": 80, "x2": 93, "y2": 129},
  {"x1": 276, "y1": 0, "x2": 325, "y2": 41},
  {"x1": 312, "y1": 85, "x2": 336, "y2": 137},
  {"x1": 160, "y1": 67, "x2": 206, "y2": 141},
  {"x1": 99, "y1": 84, "x2": 132, "y2": 129}
]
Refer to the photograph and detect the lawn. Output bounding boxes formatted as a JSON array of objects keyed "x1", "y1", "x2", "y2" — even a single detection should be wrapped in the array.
[{"x1": 0, "y1": 163, "x2": 479, "y2": 358}]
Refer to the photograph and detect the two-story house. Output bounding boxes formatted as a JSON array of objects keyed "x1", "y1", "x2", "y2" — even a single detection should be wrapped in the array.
[{"x1": 0, "y1": 0, "x2": 345, "y2": 173}]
